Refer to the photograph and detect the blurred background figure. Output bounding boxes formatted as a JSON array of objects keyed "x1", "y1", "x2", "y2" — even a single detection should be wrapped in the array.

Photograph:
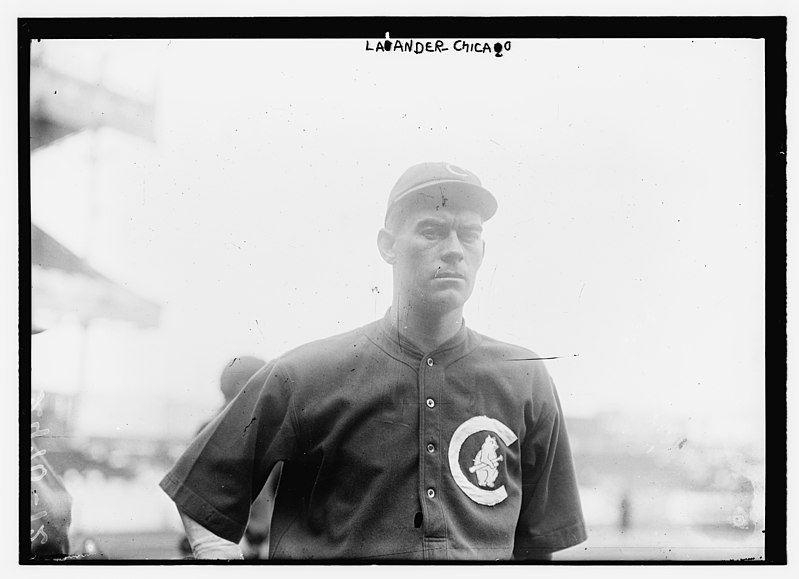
[
  {"x1": 619, "y1": 488, "x2": 632, "y2": 533},
  {"x1": 178, "y1": 356, "x2": 281, "y2": 560},
  {"x1": 219, "y1": 357, "x2": 266, "y2": 415}
]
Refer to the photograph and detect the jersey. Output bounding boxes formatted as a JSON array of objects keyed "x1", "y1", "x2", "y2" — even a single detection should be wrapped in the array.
[{"x1": 159, "y1": 312, "x2": 586, "y2": 560}]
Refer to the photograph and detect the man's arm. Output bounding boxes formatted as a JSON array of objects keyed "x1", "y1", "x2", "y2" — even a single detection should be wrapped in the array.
[
  {"x1": 513, "y1": 371, "x2": 587, "y2": 559},
  {"x1": 180, "y1": 511, "x2": 243, "y2": 560},
  {"x1": 160, "y1": 361, "x2": 298, "y2": 557}
]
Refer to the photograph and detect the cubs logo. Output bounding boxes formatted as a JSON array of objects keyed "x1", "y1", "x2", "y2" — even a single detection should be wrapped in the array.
[
  {"x1": 448, "y1": 416, "x2": 518, "y2": 506},
  {"x1": 469, "y1": 434, "x2": 502, "y2": 488}
]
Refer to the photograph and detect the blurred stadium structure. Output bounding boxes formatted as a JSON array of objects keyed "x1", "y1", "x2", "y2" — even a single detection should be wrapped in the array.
[
  {"x1": 27, "y1": 40, "x2": 765, "y2": 561},
  {"x1": 30, "y1": 40, "x2": 156, "y2": 151},
  {"x1": 29, "y1": 40, "x2": 181, "y2": 558}
]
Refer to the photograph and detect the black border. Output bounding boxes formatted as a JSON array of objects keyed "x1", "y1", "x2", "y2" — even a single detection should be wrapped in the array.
[
  {"x1": 15, "y1": 16, "x2": 791, "y2": 39},
  {"x1": 18, "y1": 16, "x2": 787, "y2": 566}
]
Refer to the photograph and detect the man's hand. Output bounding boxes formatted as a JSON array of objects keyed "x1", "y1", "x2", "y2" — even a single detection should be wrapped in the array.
[{"x1": 180, "y1": 511, "x2": 243, "y2": 560}]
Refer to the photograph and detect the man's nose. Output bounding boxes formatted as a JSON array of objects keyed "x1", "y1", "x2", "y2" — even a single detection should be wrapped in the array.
[{"x1": 441, "y1": 230, "x2": 464, "y2": 263}]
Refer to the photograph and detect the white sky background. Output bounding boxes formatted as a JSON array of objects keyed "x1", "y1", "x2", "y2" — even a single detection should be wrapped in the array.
[{"x1": 29, "y1": 38, "x2": 765, "y2": 446}]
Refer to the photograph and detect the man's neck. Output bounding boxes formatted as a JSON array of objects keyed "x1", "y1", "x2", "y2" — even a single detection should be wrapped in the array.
[{"x1": 389, "y1": 302, "x2": 464, "y2": 354}]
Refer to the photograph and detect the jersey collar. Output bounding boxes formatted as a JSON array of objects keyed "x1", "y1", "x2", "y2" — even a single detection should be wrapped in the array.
[{"x1": 370, "y1": 309, "x2": 479, "y2": 368}]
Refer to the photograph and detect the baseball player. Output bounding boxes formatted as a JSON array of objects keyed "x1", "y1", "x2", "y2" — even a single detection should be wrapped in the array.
[{"x1": 160, "y1": 162, "x2": 587, "y2": 560}]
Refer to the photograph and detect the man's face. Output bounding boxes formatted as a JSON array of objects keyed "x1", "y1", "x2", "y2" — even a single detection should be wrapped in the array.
[{"x1": 387, "y1": 205, "x2": 485, "y2": 314}]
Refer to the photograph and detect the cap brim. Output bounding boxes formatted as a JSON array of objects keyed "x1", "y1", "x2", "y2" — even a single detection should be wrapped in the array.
[{"x1": 389, "y1": 179, "x2": 498, "y2": 223}]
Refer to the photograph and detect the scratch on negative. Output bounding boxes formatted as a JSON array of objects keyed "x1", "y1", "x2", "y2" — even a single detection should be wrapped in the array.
[
  {"x1": 505, "y1": 354, "x2": 580, "y2": 362},
  {"x1": 243, "y1": 417, "x2": 257, "y2": 432}
]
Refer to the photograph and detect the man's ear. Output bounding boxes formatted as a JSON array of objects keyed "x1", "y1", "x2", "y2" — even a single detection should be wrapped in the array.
[{"x1": 377, "y1": 228, "x2": 397, "y2": 264}]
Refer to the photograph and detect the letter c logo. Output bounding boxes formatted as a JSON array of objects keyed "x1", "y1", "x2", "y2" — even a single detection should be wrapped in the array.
[{"x1": 448, "y1": 416, "x2": 518, "y2": 506}]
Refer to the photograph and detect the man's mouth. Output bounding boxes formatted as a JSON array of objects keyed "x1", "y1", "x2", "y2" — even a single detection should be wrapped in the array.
[{"x1": 434, "y1": 270, "x2": 464, "y2": 279}]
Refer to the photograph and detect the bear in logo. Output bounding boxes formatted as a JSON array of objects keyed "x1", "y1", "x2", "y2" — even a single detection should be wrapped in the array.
[{"x1": 468, "y1": 434, "x2": 503, "y2": 488}]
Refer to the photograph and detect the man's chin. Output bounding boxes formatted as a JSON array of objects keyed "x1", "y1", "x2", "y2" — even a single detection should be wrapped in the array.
[{"x1": 417, "y1": 289, "x2": 469, "y2": 313}]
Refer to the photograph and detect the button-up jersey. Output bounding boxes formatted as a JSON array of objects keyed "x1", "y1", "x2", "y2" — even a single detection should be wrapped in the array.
[{"x1": 160, "y1": 313, "x2": 586, "y2": 560}]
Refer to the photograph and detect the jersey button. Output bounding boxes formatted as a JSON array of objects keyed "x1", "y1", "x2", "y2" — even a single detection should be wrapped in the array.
[
  {"x1": 426, "y1": 398, "x2": 435, "y2": 408},
  {"x1": 426, "y1": 443, "x2": 435, "y2": 453},
  {"x1": 427, "y1": 488, "x2": 436, "y2": 499},
  {"x1": 426, "y1": 358, "x2": 434, "y2": 367}
]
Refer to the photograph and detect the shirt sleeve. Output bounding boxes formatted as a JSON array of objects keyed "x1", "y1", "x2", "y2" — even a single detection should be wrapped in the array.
[
  {"x1": 513, "y1": 373, "x2": 587, "y2": 557},
  {"x1": 159, "y1": 361, "x2": 301, "y2": 544}
]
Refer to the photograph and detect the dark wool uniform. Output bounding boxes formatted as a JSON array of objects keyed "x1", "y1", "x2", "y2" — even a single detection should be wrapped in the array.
[{"x1": 160, "y1": 312, "x2": 586, "y2": 560}]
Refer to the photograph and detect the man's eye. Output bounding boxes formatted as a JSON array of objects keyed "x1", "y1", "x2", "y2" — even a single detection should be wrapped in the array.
[
  {"x1": 460, "y1": 231, "x2": 481, "y2": 243},
  {"x1": 421, "y1": 229, "x2": 441, "y2": 239}
]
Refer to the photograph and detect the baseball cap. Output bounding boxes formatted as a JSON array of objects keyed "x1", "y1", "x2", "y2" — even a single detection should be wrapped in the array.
[
  {"x1": 385, "y1": 162, "x2": 498, "y2": 226},
  {"x1": 220, "y1": 356, "x2": 266, "y2": 403}
]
